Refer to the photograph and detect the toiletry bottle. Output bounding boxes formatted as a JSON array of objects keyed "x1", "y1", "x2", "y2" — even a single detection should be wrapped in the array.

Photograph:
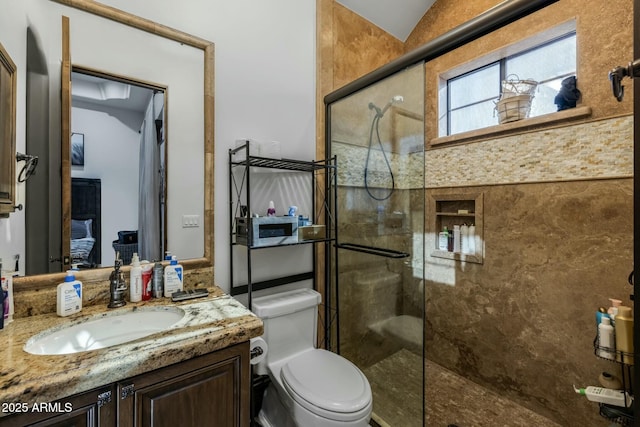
[
  {"x1": 57, "y1": 270, "x2": 83, "y2": 317},
  {"x1": 141, "y1": 261, "x2": 153, "y2": 301},
  {"x1": 0, "y1": 259, "x2": 4, "y2": 330},
  {"x1": 608, "y1": 298, "x2": 622, "y2": 326},
  {"x1": 0, "y1": 259, "x2": 7, "y2": 328},
  {"x1": 614, "y1": 306, "x2": 634, "y2": 365},
  {"x1": 453, "y1": 225, "x2": 461, "y2": 253},
  {"x1": 152, "y1": 261, "x2": 164, "y2": 298},
  {"x1": 129, "y1": 253, "x2": 142, "y2": 302},
  {"x1": 461, "y1": 224, "x2": 469, "y2": 254},
  {"x1": 438, "y1": 226, "x2": 449, "y2": 251},
  {"x1": 267, "y1": 201, "x2": 276, "y2": 216},
  {"x1": 468, "y1": 224, "x2": 476, "y2": 254},
  {"x1": 596, "y1": 307, "x2": 609, "y2": 325},
  {"x1": 164, "y1": 256, "x2": 184, "y2": 297},
  {"x1": 597, "y1": 316, "x2": 615, "y2": 360},
  {"x1": 574, "y1": 385, "x2": 633, "y2": 407}
]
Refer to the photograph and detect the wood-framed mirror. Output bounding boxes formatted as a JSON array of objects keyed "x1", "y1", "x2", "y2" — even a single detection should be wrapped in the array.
[
  {"x1": 0, "y1": 40, "x2": 17, "y2": 218},
  {"x1": 15, "y1": 0, "x2": 214, "y2": 288}
]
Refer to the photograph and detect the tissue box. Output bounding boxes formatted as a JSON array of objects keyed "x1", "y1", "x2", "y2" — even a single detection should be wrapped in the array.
[{"x1": 299, "y1": 225, "x2": 325, "y2": 241}]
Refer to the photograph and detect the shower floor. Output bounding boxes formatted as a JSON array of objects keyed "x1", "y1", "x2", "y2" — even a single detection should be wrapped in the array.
[{"x1": 363, "y1": 349, "x2": 562, "y2": 427}]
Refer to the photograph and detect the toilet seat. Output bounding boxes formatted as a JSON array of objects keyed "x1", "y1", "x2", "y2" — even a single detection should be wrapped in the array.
[{"x1": 280, "y1": 349, "x2": 372, "y2": 422}]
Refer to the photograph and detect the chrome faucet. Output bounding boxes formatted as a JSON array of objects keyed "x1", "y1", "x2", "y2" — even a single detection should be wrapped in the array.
[{"x1": 108, "y1": 256, "x2": 127, "y2": 308}]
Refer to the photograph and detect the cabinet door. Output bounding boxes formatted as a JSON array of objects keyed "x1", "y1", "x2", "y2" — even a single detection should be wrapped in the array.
[
  {"x1": 118, "y1": 343, "x2": 250, "y2": 427},
  {"x1": 0, "y1": 384, "x2": 116, "y2": 427}
]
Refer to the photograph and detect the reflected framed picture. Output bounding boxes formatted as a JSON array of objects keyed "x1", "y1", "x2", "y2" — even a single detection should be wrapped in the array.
[{"x1": 71, "y1": 133, "x2": 85, "y2": 166}]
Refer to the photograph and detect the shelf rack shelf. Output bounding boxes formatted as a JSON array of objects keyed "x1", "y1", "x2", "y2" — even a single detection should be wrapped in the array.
[
  {"x1": 228, "y1": 141, "x2": 338, "y2": 350},
  {"x1": 593, "y1": 335, "x2": 635, "y2": 425}
]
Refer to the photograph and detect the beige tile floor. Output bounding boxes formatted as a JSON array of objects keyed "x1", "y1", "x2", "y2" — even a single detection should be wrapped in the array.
[{"x1": 364, "y1": 349, "x2": 562, "y2": 427}]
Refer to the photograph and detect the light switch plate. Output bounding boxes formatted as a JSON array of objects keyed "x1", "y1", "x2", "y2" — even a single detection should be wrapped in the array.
[{"x1": 182, "y1": 214, "x2": 200, "y2": 228}]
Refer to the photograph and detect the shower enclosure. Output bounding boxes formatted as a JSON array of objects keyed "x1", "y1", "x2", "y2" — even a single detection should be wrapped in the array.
[{"x1": 328, "y1": 63, "x2": 425, "y2": 427}]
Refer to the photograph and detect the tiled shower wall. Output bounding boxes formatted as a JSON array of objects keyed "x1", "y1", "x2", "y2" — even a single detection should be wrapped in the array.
[
  {"x1": 424, "y1": 117, "x2": 633, "y2": 427},
  {"x1": 334, "y1": 114, "x2": 633, "y2": 426}
]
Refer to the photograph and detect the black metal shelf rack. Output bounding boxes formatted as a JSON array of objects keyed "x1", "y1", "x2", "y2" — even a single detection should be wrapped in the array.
[{"x1": 228, "y1": 141, "x2": 339, "y2": 350}]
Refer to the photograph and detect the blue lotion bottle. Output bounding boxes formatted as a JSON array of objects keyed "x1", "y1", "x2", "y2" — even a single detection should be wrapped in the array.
[{"x1": 163, "y1": 256, "x2": 183, "y2": 297}]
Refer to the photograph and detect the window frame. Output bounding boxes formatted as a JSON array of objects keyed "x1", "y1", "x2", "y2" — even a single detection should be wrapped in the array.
[{"x1": 443, "y1": 30, "x2": 577, "y2": 137}]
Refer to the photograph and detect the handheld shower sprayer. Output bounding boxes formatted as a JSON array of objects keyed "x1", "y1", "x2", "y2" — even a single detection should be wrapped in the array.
[
  {"x1": 364, "y1": 94, "x2": 404, "y2": 201},
  {"x1": 368, "y1": 95, "x2": 404, "y2": 118}
]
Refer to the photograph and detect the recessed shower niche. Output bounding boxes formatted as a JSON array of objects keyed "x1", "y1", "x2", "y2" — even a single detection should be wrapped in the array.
[{"x1": 429, "y1": 191, "x2": 484, "y2": 264}]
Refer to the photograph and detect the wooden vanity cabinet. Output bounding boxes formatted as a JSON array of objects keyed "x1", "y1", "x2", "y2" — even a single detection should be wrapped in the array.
[
  {"x1": 0, "y1": 342, "x2": 250, "y2": 427},
  {"x1": 118, "y1": 342, "x2": 250, "y2": 427},
  {"x1": 0, "y1": 384, "x2": 116, "y2": 427}
]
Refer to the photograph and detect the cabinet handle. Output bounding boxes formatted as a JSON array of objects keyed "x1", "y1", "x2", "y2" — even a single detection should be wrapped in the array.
[
  {"x1": 120, "y1": 384, "x2": 135, "y2": 400},
  {"x1": 97, "y1": 391, "x2": 112, "y2": 408}
]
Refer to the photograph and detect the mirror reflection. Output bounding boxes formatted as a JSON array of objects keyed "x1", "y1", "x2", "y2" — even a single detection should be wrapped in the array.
[
  {"x1": 69, "y1": 70, "x2": 166, "y2": 269},
  {"x1": 18, "y1": 0, "x2": 210, "y2": 279}
]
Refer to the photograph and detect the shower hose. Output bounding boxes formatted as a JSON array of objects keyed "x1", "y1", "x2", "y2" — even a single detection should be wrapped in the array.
[{"x1": 364, "y1": 111, "x2": 395, "y2": 201}]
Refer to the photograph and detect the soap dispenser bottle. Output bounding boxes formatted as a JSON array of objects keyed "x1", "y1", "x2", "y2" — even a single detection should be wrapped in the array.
[{"x1": 57, "y1": 270, "x2": 83, "y2": 317}]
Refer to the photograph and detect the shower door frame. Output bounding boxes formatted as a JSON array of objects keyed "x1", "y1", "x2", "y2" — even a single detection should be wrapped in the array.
[{"x1": 323, "y1": 1, "x2": 565, "y2": 426}]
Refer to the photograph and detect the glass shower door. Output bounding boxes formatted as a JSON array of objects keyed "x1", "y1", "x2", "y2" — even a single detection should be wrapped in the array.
[{"x1": 327, "y1": 63, "x2": 425, "y2": 427}]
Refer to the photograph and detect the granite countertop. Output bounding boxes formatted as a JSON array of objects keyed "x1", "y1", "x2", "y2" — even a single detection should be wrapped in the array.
[{"x1": 0, "y1": 286, "x2": 263, "y2": 411}]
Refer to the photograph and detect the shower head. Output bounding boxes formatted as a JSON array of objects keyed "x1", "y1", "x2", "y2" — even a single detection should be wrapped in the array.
[{"x1": 369, "y1": 95, "x2": 404, "y2": 118}]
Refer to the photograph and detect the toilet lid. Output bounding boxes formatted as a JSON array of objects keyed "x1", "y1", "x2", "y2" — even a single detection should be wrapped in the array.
[{"x1": 281, "y1": 349, "x2": 371, "y2": 419}]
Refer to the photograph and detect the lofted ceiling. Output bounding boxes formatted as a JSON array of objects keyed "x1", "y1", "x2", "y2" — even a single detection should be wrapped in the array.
[{"x1": 335, "y1": 0, "x2": 436, "y2": 42}]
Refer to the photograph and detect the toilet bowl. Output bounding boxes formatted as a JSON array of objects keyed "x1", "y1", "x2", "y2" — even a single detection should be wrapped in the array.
[{"x1": 252, "y1": 289, "x2": 373, "y2": 427}]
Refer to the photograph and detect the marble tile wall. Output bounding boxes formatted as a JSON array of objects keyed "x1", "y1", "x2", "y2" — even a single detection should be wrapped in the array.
[
  {"x1": 424, "y1": 179, "x2": 632, "y2": 427},
  {"x1": 318, "y1": 1, "x2": 634, "y2": 425}
]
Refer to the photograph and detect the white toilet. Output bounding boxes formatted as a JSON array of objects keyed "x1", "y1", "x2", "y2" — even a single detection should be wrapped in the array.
[{"x1": 252, "y1": 288, "x2": 373, "y2": 427}]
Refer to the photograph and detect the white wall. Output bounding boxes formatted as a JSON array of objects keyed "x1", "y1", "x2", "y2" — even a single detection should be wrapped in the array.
[
  {"x1": 71, "y1": 106, "x2": 140, "y2": 267},
  {"x1": 0, "y1": 0, "x2": 316, "y2": 293}
]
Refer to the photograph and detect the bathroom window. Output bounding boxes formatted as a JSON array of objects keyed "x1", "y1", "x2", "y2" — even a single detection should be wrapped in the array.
[{"x1": 440, "y1": 30, "x2": 577, "y2": 136}]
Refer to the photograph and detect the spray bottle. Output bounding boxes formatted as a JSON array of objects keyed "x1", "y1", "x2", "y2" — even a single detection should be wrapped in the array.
[{"x1": 129, "y1": 253, "x2": 142, "y2": 302}]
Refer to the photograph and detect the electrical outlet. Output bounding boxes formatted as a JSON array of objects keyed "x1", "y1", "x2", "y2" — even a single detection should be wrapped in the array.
[{"x1": 182, "y1": 214, "x2": 200, "y2": 228}]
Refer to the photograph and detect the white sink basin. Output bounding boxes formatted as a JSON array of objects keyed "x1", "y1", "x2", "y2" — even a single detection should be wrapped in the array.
[{"x1": 24, "y1": 307, "x2": 185, "y2": 355}]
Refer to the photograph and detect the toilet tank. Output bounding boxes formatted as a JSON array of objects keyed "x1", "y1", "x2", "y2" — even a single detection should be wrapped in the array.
[{"x1": 252, "y1": 289, "x2": 321, "y2": 369}]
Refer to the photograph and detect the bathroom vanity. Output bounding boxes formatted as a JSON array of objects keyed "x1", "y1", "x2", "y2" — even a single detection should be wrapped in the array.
[{"x1": 0, "y1": 288, "x2": 263, "y2": 426}]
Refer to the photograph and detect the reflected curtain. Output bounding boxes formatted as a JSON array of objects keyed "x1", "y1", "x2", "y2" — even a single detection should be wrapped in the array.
[{"x1": 138, "y1": 93, "x2": 163, "y2": 261}]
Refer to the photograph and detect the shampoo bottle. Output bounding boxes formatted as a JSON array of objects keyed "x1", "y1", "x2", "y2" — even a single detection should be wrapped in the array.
[
  {"x1": 596, "y1": 316, "x2": 615, "y2": 360},
  {"x1": 57, "y1": 270, "x2": 83, "y2": 317},
  {"x1": 164, "y1": 256, "x2": 183, "y2": 297},
  {"x1": 468, "y1": 224, "x2": 476, "y2": 255},
  {"x1": 615, "y1": 306, "x2": 634, "y2": 365},
  {"x1": 129, "y1": 253, "x2": 142, "y2": 302},
  {"x1": 453, "y1": 225, "x2": 461, "y2": 253},
  {"x1": 461, "y1": 224, "x2": 470, "y2": 254},
  {"x1": 596, "y1": 307, "x2": 609, "y2": 325}
]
